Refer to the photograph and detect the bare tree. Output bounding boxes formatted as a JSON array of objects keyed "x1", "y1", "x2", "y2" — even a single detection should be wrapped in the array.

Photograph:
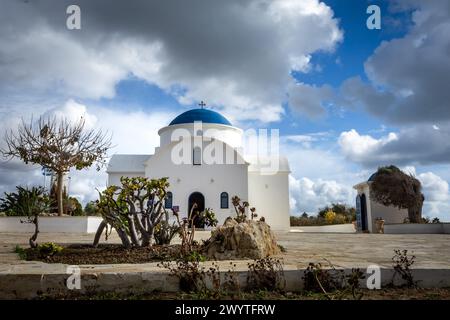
[
  {"x1": 1, "y1": 116, "x2": 111, "y2": 216},
  {"x1": 371, "y1": 165, "x2": 424, "y2": 223}
]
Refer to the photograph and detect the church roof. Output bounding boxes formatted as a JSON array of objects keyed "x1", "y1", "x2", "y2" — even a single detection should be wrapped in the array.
[
  {"x1": 169, "y1": 108, "x2": 232, "y2": 126},
  {"x1": 107, "y1": 154, "x2": 151, "y2": 173}
]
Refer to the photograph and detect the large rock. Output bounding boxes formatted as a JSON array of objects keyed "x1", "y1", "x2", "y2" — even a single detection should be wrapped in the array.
[{"x1": 205, "y1": 218, "x2": 280, "y2": 260}]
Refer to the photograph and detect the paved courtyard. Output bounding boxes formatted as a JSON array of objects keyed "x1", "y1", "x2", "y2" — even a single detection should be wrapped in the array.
[
  {"x1": 1, "y1": 231, "x2": 449, "y2": 269},
  {"x1": 1, "y1": 230, "x2": 450, "y2": 298}
]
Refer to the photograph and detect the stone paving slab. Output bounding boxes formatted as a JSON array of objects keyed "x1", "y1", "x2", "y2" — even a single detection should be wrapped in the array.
[
  {"x1": 1, "y1": 231, "x2": 450, "y2": 268},
  {"x1": 1, "y1": 231, "x2": 450, "y2": 298}
]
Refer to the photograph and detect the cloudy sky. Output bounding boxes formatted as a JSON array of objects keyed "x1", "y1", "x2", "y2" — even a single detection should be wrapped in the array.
[{"x1": 0, "y1": 0, "x2": 449, "y2": 220}]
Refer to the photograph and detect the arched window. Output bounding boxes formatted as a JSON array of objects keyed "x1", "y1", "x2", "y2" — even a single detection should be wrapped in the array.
[
  {"x1": 165, "y1": 192, "x2": 173, "y2": 209},
  {"x1": 220, "y1": 192, "x2": 229, "y2": 209},
  {"x1": 193, "y1": 147, "x2": 202, "y2": 165}
]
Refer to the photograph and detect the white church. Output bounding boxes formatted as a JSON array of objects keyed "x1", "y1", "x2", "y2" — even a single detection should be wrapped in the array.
[{"x1": 107, "y1": 107, "x2": 291, "y2": 231}]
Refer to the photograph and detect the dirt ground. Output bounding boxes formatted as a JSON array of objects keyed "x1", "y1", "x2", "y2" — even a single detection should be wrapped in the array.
[{"x1": 36, "y1": 287, "x2": 450, "y2": 300}]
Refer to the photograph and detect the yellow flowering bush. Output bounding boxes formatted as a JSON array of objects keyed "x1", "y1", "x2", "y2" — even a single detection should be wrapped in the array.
[{"x1": 324, "y1": 210, "x2": 336, "y2": 224}]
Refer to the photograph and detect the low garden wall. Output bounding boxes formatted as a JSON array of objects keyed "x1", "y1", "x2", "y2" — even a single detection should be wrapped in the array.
[
  {"x1": 384, "y1": 223, "x2": 450, "y2": 234},
  {"x1": 1, "y1": 264, "x2": 450, "y2": 299},
  {"x1": 290, "y1": 224, "x2": 356, "y2": 233},
  {"x1": 0, "y1": 217, "x2": 103, "y2": 234}
]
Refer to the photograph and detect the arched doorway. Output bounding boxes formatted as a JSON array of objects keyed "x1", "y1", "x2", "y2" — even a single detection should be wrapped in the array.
[
  {"x1": 188, "y1": 192, "x2": 205, "y2": 228},
  {"x1": 360, "y1": 194, "x2": 368, "y2": 231}
]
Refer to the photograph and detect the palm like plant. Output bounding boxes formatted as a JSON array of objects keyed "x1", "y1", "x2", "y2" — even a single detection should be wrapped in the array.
[{"x1": 0, "y1": 186, "x2": 50, "y2": 247}]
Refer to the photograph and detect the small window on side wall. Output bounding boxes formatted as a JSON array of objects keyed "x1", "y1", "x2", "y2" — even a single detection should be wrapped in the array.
[
  {"x1": 165, "y1": 192, "x2": 173, "y2": 209},
  {"x1": 193, "y1": 147, "x2": 202, "y2": 165},
  {"x1": 220, "y1": 192, "x2": 229, "y2": 209}
]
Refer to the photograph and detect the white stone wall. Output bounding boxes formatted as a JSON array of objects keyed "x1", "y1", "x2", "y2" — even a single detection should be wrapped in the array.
[
  {"x1": 0, "y1": 217, "x2": 103, "y2": 233},
  {"x1": 355, "y1": 182, "x2": 409, "y2": 233},
  {"x1": 248, "y1": 172, "x2": 290, "y2": 231},
  {"x1": 108, "y1": 172, "x2": 145, "y2": 186},
  {"x1": 369, "y1": 199, "x2": 408, "y2": 226},
  {"x1": 384, "y1": 223, "x2": 450, "y2": 234}
]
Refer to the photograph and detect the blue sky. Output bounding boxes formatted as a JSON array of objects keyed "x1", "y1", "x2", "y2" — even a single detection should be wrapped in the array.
[
  {"x1": 0, "y1": 0, "x2": 449, "y2": 220},
  {"x1": 82, "y1": 0, "x2": 409, "y2": 137}
]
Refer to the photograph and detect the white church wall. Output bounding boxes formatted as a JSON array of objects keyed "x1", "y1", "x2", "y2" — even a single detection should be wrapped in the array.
[
  {"x1": 145, "y1": 141, "x2": 248, "y2": 226},
  {"x1": 158, "y1": 123, "x2": 243, "y2": 150},
  {"x1": 108, "y1": 172, "x2": 145, "y2": 186},
  {"x1": 106, "y1": 116, "x2": 291, "y2": 232},
  {"x1": 248, "y1": 172, "x2": 290, "y2": 231}
]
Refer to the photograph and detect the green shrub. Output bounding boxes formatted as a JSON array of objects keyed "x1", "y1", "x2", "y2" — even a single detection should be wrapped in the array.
[
  {"x1": 332, "y1": 214, "x2": 347, "y2": 225},
  {"x1": 318, "y1": 203, "x2": 356, "y2": 222},
  {"x1": 197, "y1": 208, "x2": 219, "y2": 228},
  {"x1": 432, "y1": 217, "x2": 441, "y2": 224},
  {"x1": 290, "y1": 215, "x2": 325, "y2": 226},
  {"x1": 0, "y1": 186, "x2": 50, "y2": 247},
  {"x1": 154, "y1": 217, "x2": 180, "y2": 245},
  {"x1": 186, "y1": 250, "x2": 206, "y2": 262},
  {"x1": 291, "y1": 211, "x2": 351, "y2": 226},
  {"x1": 14, "y1": 245, "x2": 27, "y2": 260},
  {"x1": 37, "y1": 242, "x2": 63, "y2": 258},
  {"x1": 0, "y1": 186, "x2": 50, "y2": 217},
  {"x1": 84, "y1": 201, "x2": 101, "y2": 216},
  {"x1": 66, "y1": 197, "x2": 84, "y2": 216}
]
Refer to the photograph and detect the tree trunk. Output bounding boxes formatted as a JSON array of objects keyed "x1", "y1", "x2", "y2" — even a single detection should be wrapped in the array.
[
  {"x1": 93, "y1": 220, "x2": 107, "y2": 247},
  {"x1": 408, "y1": 206, "x2": 422, "y2": 223},
  {"x1": 56, "y1": 171, "x2": 64, "y2": 216},
  {"x1": 29, "y1": 216, "x2": 39, "y2": 248},
  {"x1": 116, "y1": 228, "x2": 132, "y2": 249},
  {"x1": 127, "y1": 216, "x2": 141, "y2": 246}
]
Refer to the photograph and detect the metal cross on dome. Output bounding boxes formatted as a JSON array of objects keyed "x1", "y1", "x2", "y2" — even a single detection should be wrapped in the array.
[{"x1": 198, "y1": 101, "x2": 206, "y2": 109}]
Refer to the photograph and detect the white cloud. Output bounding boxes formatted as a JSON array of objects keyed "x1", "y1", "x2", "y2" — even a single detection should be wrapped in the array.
[
  {"x1": 338, "y1": 129, "x2": 398, "y2": 164},
  {"x1": 338, "y1": 125, "x2": 450, "y2": 167},
  {"x1": 287, "y1": 82, "x2": 335, "y2": 119},
  {"x1": 289, "y1": 175, "x2": 355, "y2": 214},
  {"x1": 342, "y1": 0, "x2": 450, "y2": 124},
  {"x1": 281, "y1": 134, "x2": 362, "y2": 215},
  {"x1": 0, "y1": 99, "x2": 174, "y2": 204},
  {"x1": 418, "y1": 171, "x2": 450, "y2": 202},
  {"x1": 283, "y1": 133, "x2": 324, "y2": 148},
  {"x1": 416, "y1": 170, "x2": 450, "y2": 221},
  {"x1": 0, "y1": 0, "x2": 343, "y2": 123},
  {"x1": 45, "y1": 99, "x2": 98, "y2": 129}
]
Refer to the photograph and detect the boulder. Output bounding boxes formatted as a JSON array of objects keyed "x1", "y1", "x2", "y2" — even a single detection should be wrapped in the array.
[{"x1": 205, "y1": 217, "x2": 280, "y2": 260}]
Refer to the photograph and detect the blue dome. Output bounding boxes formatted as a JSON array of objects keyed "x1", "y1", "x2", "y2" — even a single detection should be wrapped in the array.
[{"x1": 169, "y1": 109, "x2": 232, "y2": 126}]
